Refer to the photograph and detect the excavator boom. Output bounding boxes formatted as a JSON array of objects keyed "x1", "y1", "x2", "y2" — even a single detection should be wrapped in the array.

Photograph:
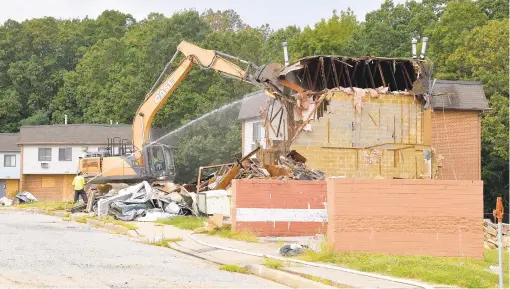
[{"x1": 79, "y1": 40, "x2": 277, "y2": 184}]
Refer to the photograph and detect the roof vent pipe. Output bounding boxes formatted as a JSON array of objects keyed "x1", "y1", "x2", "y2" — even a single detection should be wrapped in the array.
[
  {"x1": 420, "y1": 37, "x2": 428, "y2": 60},
  {"x1": 411, "y1": 38, "x2": 417, "y2": 59},
  {"x1": 64, "y1": 114, "x2": 68, "y2": 125},
  {"x1": 282, "y1": 42, "x2": 289, "y2": 67}
]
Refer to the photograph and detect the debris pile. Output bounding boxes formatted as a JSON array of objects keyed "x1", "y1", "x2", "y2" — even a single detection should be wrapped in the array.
[
  {"x1": 0, "y1": 197, "x2": 13, "y2": 206},
  {"x1": 16, "y1": 192, "x2": 38, "y2": 204},
  {"x1": 76, "y1": 181, "x2": 198, "y2": 221},
  {"x1": 484, "y1": 219, "x2": 510, "y2": 249},
  {"x1": 198, "y1": 149, "x2": 324, "y2": 194}
]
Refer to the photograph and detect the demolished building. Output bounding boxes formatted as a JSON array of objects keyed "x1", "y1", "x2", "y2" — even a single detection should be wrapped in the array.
[{"x1": 247, "y1": 53, "x2": 479, "y2": 179}]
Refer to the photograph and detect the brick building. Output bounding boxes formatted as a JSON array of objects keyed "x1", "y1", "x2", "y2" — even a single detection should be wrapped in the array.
[
  {"x1": 238, "y1": 80, "x2": 488, "y2": 180},
  {"x1": 430, "y1": 80, "x2": 489, "y2": 180}
]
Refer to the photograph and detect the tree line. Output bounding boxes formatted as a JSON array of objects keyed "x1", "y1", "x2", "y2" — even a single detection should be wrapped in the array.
[{"x1": 0, "y1": 0, "x2": 507, "y2": 215}]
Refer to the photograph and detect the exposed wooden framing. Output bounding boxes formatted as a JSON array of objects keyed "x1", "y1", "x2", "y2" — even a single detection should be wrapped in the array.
[
  {"x1": 389, "y1": 61, "x2": 399, "y2": 90},
  {"x1": 312, "y1": 62, "x2": 320, "y2": 91},
  {"x1": 398, "y1": 63, "x2": 410, "y2": 90},
  {"x1": 330, "y1": 57, "x2": 340, "y2": 87},
  {"x1": 319, "y1": 57, "x2": 328, "y2": 89},
  {"x1": 279, "y1": 79, "x2": 305, "y2": 93},
  {"x1": 270, "y1": 107, "x2": 283, "y2": 122},
  {"x1": 351, "y1": 62, "x2": 359, "y2": 87},
  {"x1": 379, "y1": 150, "x2": 383, "y2": 175},
  {"x1": 366, "y1": 62, "x2": 376, "y2": 88},
  {"x1": 378, "y1": 107, "x2": 381, "y2": 130},
  {"x1": 361, "y1": 64, "x2": 368, "y2": 87},
  {"x1": 343, "y1": 64, "x2": 353, "y2": 88},
  {"x1": 394, "y1": 150, "x2": 398, "y2": 168},
  {"x1": 269, "y1": 98, "x2": 275, "y2": 120},
  {"x1": 377, "y1": 62, "x2": 386, "y2": 87},
  {"x1": 402, "y1": 64, "x2": 414, "y2": 90},
  {"x1": 276, "y1": 109, "x2": 284, "y2": 137},
  {"x1": 290, "y1": 93, "x2": 327, "y2": 143}
]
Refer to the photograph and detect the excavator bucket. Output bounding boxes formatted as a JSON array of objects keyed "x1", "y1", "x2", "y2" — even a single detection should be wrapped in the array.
[{"x1": 255, "y1": 63, "x2": 284, "y2": 86}]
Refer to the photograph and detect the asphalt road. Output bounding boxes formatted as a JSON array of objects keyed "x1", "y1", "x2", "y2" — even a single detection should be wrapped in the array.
[{"x1": 0, "y1": 210, "x2": 285, "y2": 288}]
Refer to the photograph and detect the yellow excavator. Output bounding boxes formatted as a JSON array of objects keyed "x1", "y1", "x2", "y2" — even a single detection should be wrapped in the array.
[{"x1": 78, "y1": 41, "x2": 281, "y2": 184}]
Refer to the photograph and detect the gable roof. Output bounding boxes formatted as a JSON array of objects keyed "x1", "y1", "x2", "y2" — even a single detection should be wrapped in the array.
[
  {"x1": 238, "y1": 91, "x2": 268, "y2": 120},
  {"x1": 0, "y1": 133, "x2": 20, "y2": 152},
  {"x1": 431, "y1": 80, "x2": 489, "y2": 111},
  {"x1": 18, "y1": 124, "x2": 132, "y2": 145}
]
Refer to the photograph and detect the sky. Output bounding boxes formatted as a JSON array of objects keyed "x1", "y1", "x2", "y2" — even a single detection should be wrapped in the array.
[{"x1": 0, "y1": 0, "x2": 402, "y2": 29}]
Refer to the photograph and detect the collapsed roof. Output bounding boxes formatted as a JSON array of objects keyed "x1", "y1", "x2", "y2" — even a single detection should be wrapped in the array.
[{"x1": 275, "y1": 55, "x2": 432, "y2": 95}]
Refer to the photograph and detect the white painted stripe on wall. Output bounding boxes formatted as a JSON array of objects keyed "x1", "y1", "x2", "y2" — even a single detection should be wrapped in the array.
[{"x1": 236, "y1": 208, "x2": 328, "y2": 222}]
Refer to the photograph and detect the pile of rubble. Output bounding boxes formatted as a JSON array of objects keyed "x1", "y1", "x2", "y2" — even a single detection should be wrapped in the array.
[
  {"x1": 484, "y1": 219, "x2": 510, "y2": 249},
  {"x1": 74, "y1": 149, "x2": 324, "y2": 221},
  {"x1": 73, "y1": 181, "x2": 198, "y2": 222},
  {"x1": 199, "y1": 149, "x2": 324, "y2": 193}
]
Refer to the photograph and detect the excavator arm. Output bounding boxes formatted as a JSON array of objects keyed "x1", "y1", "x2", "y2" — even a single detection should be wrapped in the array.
[{"x1": 132, "y1": 41, "x2": 261, "y2": 165}]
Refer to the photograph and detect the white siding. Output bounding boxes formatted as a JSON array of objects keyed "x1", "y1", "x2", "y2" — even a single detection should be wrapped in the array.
[
  {"x1": 243, "y1": 118, "x2": 266, "y2": 156},
  {"x1": 0, "y1": 152, "x2": 20, "y2": 179},
  {"x1": 22, "y1": 145, "x2": 101, "y2": 174}
]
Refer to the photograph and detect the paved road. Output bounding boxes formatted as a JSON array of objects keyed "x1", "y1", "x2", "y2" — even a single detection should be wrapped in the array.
[{"x1": 0, "y1": 210, "x2": 285, "y2": 288}]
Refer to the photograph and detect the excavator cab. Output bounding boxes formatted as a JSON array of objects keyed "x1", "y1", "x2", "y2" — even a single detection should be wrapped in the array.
[{"x1": 143, "y1": 143, "x2": 175, "y2": 181}]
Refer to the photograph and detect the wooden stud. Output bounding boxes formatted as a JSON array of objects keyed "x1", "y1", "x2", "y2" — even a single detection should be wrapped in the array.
[{"x1": 400, "y1": 97, "x2": 404, "y2": 144}]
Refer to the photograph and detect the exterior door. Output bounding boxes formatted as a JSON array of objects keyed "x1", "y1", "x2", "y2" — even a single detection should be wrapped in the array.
[{"x1": 0, "y1": 180, "x2": 5, "y2": 198}]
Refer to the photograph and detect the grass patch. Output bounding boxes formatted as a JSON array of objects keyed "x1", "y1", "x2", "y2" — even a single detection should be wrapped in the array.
[
  {"x1": 111, "y1": 220, "x2": 137, "y2": 230},
  {"x1": 156, "y1": 216, "x2": 207, "y2": 230},
  {"x1": 17, "y1": 201, "x2": 74, "y2": 211},
  {"x1": 150, "y1": 237, "x2": 182, "y2": 247},
  {"x1": 299, "y1": 243, "x2": 509, "y2": 288},
  {"x1": 62, "y1": 217, "x2": 71, "y2": 222},
  {"x1": 206, "y1": 225, "x2": 259, "y2": 243},
  {"x1": 306, "y1": 275, "x2": 333, "y2": 286},
  {"x1": 263, "y1": 258, "x2": 286, "y2": 269},
  {"x1": 75, "y1": 217, "x2": 88, "y2": 223},
  {"x1": 219, "y1": 264, "x2": 251, "y2": 274}
]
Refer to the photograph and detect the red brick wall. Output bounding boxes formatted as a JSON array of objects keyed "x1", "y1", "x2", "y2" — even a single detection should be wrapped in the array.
[
  {"x1": 432, "y1": 110, "x2": 481, "y2": 180},
  {"x1": 232, "y1": 179, "x2": 327, "y2": 236},
  {"x1": 327, "y1": 179, "x2": 484, "y2": 258}
]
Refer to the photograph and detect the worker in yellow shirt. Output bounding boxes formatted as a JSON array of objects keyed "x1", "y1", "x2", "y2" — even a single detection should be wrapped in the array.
[{"x1": 72, "y1": 172, "x2": 88, "y2": 204}]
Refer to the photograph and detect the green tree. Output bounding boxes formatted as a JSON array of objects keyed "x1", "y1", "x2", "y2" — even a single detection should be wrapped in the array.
[
  {"x1": 427, "y1": 0, "x2": 488, "y2": 77},
  {"x1": 447, "y1": 19, "x2": 509, "y2": 96}
]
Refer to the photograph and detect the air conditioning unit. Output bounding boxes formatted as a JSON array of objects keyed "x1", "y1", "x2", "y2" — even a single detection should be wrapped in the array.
[{"x1": 41, "y1": 163, "x2": 49, "y2": 169}]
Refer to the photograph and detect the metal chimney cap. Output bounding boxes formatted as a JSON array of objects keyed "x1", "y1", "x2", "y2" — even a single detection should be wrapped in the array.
[
  {"x1": 412, "y1": 38, "x2": 418, "y2": 44},
  {"x1": 281, "y1": 42, "x2": 288, "y2": 47},
  {"x1": 422, "y1": 37, "x2": 429, "y2": 42}
]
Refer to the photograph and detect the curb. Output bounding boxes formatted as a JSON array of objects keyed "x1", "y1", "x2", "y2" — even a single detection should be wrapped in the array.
[
  {"x1": 246, "y1": 264, "x2": 336, "y2": 289},
  {"x1": 168, "y1": 241, "x2": 334, "y2": 289}
]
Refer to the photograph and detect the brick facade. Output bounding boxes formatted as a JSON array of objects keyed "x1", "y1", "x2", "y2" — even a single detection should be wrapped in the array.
[
  {"x1": 327, "y1": 179, "x2": 484, "y2": 258},
  {"x1": 231, "y1": 179, "x2": 327, "y2": 236},
  {"x1": 432, "y1": 110, "x2": 481, "y2": 180}
]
